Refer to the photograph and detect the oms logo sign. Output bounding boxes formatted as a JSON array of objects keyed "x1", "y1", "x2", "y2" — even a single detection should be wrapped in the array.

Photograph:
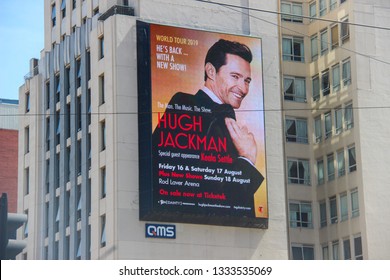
[{"x1": 145, "y1": 223, "x2": 176, "y2": 239}]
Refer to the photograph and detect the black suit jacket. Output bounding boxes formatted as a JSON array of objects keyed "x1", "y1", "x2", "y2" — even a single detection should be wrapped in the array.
[{"x1": 152, "y1": 90, "x2": 264, "y2": 217}]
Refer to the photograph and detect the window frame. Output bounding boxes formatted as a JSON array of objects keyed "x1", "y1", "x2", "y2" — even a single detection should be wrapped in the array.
[
  {"x1": 348, "y1": 145, "x2": 357, "y2": 172},
  {"x1": 351, "y1": 188, "x2": 360, "y2": 218},
  {"x1": 320, "y1": 29, "x2": 328, "y2": 55},
  {"x1": 282, "y1": 36, "x2": 305, "y2": 62},
  {"x1": 283, "y1": 76, "x2": 307, "y2": 103},
  {"x1": 317, "y1": 158, "x2": 324, "y2": 185},
  {"x1": 322, "y1": 69, "x2": 330, "y2": 96},
  {"x1": 281, "y1": 2, "x2": 303, "y2": 23},
  {"x1": 314, "y1": 115, "x2": 322, "y2": 143},
  {"x1": 327, "y1": 153, "x2": 335, "y2": 181},
  {"x1": 287, "y1": 158, "x2": 311, "y2": 185},
  {"x1": 312, "y1": 75, "x2": 320, "y2": 101},
  {"x1": 285, "y1": 117, "x2": 309, "y2": 143},
  {"x1": 329, "y1": 196, "x2": 338, "y2": 224},
  {"x1": 289, "y1": 201, "x2": 313, "y2": 228}
]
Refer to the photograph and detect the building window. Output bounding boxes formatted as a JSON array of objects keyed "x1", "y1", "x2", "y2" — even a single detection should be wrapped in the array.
[
  {"x1": 343, "y1": 238, "x2": 351, "y2": 260},
  {"x1": 310, "y1": 35, "x2": 318, "y2": 61},
  {"x1": 65, "y1": 189, "x2": 70, "y2": 227},
  {"x1": 317, "y1": 159, "x2": 324, "y2": 185},
  {"x1": 101, "y1": 215, "x2": 106, "y2": 247},
  {"x1": 65, "y1": 66, "x2": 70, "y2": 96},
  {"x1": 45, "y1": 202, "x2": 49, "y2": 238},
  {"x1": 331, "y1": 25, "x2": 339, "y2": 49},
  {"x1": 66, "y1": 104, "x2": 71, "y2": 139},
  {"x1": 77, "y1": 95, "x2": 82, "y2": 131},
  {"x1": 354, "y1": 235, "x2": 363, "y2": 260},
  {"x1": 51, "y1": 4, "x2": 56, "y2": 27},
  {"x1": 285, "y1": 117, "x2": 308, "y2": 143},
  {"x1": 322, "y1": 244, "x2": 329, "y2": 260},
  {"x1": 45, "y1": 159, "x2": 50, "y2": 194},
  {"x1": 341, "y1": 17, "x2": 350, "y2": 43},
  {"x1": 99, "y1": 36, "x2": 104, "y2": 59},
  {"x1": 72, "y1": 0, "x2": 76, "y2": 10},
  {"x1": 289, "y1": 201, "x2": 313, "y2": 228},
  {"x1": 341, "y1": 0, "x2": 347, "y2": 4},
  {"x1": 327, "y1": 153, "x2": 335, "y2": 181},
  {"x1": 61, "y1": 0, "x2": 66, "y2": 18},
  {"x1": 25, "y1": 126, "x2": 30, "y2": 154},
  {"x1": 46, "y1": 117, "x2": 50, "y2": 151},
  {"x1": 23, "y1": 211, "x2": 28, "y2": 238},
  {"x1": 87, "y1": 179, "x2": 91, "y2": 216},
  {"x1": 56, "y1": 110, "x2": 61, "y2": 145},
  {"x1": 351, "y1": 189, "x2": 360, "y2": 218},
  {"x1": 335, "y1": 107, "x2": 343, "y2": 134},
  {"x1": 76, "y1": 59, "x2": 81, "y2": 88},
  {"x1": 348, "y1": 145, "x2": 357, "y2": 172},
  {"x1": 283, "y1": 76, "x2": 306, "y2": 102},
  {"x1": 320, "y1": 29, "x2": 328, "y2": 55},
  {"x1": 281, "y1": 2, "x2": 303, "y2": 23},
  {"x1": 101, "y1": 120, "x2": 106, "y2": 151},
  {"x1": 86, "y1": 51, "x2": 91, "y2": 81},
  {"x1": 24, "y1": 168, "x2": 30, "y2": 195},
  {"x1": 55, "y1": 75, "x2": 60, "y2": 103},
  {"x1": 46, "y1": 81, "x2": 50, "y2": 110},
  {"x1": 309, "y1": 1, "x2": 316, "y2": 21},
  {"x1": 340, "y1": 192, "x2": 348, "y2": 221},
  {"x1": 319, "y1": 200, "x2": 327, "y2": 227},
  {"x1": 67, "y1": 146, "x2": 72, "y2": 183},
  {"x1": 87, "y1": 133, "x2": 91, "y2": 170},
  {"x1": 332, "y1": 240, "x2": 339, "y2": 260},
  {"x1": 87, "y1": 89, "x2": 91, "y2": 126},
  {"x1": 332, "y1": 64, "x2": 340, "y2": 92},
  {"x1": 321, "y1": 70, "x2": 330, "y2": 96},
  {"x1": 99, "y1": 74, "x2": 105, "y2": 105},
  {"x1": 65, "y1": 146, "x2": 71, "y2": 183},
  {"x1": 282, "y1": 37, "x2": 304, "y2": 62},
  {"x1": 123, "y1": 0, "x2": 129, "y2": 6},
  {"x1": 77, "y1": 140, "x2": 82, "y2": 176},
  {"x1": 314, "y1": 116, "x2": 322, "y2": 143},
  {"x1": 342, "y1": 59, "x2": 352, "y2": 86},
  {"x1": 55, "y1": 196, "x2": 60, "y2": 233},
  {"x1": 76, "y1": 230, "x2": 82, "y2": 260},
  {"x1": 330, "y1": 196, "x2": 338, "y2": 224},
  {"x1": 25, "y1": 92, "x2": 30, "y2": 113},
  {"x1": 319, "y1": 0, "x2": 327, "y2": 16},
  {"x1": 329, "y1": 0, "x2": 337, "y2": 11},
  {"x1": 77, "y1": 184, "x2": 82, "y2": 222},
  {"x1": 344, "y1": 102, "x2": 354, "y2": 129},
  {"x1": 287, "y1": 159, "x2": 310, "y2": 185},
  {"x1": 337, "y1": 149, "x2": 346, "y2": 177},
  {"x1": 292, "y1": 244, "x2": 314, "y2": 260},
  {"x1": 324, "y1": 111, "x2": 332, "y2": 139},
  {"x1": 312, "y1": 75, "x2": 320, "y2": 101},
  {"x1": 101, "y1": 167, "x2": 106, "y2": 198}
]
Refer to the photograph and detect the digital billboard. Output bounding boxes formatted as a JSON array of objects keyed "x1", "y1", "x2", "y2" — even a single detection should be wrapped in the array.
[{"x1": 137, "y1": 21, "x2": 267, "y2": 228}]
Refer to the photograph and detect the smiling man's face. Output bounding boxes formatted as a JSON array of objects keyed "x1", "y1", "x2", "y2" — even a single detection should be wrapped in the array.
[{"x1": 213, "y1": 53, "x2": 252, "y2": 109}]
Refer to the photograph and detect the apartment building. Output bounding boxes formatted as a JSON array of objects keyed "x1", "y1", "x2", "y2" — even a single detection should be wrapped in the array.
[
  {"x1": 281, "y1": 0, "x2": 390, "y2": 259},
  {"x1": 17, "y1": 0, "x2": 286, "y2": 260}
]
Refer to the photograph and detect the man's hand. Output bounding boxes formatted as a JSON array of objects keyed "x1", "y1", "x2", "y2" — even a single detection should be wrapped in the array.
[{"x1": 225, "y1": 118, "x2": 257, "y2": 164}]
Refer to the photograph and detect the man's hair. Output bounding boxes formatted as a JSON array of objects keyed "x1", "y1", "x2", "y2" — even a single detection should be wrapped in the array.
[{"x1": 204, "y1": 39, "x2": 253, "y2": 81}]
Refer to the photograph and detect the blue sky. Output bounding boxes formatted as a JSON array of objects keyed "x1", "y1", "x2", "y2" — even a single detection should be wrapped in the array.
[{"x1": 0, "y1": 0, "x2": 44, "y2": 100}]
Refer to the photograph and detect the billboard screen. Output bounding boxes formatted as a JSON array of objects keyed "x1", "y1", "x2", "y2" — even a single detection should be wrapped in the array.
[{"x1": 137, "y1": 21, "x2": 267, "y2": 228}]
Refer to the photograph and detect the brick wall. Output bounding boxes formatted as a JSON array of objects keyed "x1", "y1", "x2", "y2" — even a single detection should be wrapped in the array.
[{"x1": 0, "y1": 129, "x2": 19, "y2": 213}]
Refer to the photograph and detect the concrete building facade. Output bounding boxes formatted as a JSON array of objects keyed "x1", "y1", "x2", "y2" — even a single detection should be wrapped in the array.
[
  {"x1": 281, "y1": 0, "x2": 390, "y2": 259},
  {"x1": 17, "y1": 0, "x2": 287, "y2": 260}
]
